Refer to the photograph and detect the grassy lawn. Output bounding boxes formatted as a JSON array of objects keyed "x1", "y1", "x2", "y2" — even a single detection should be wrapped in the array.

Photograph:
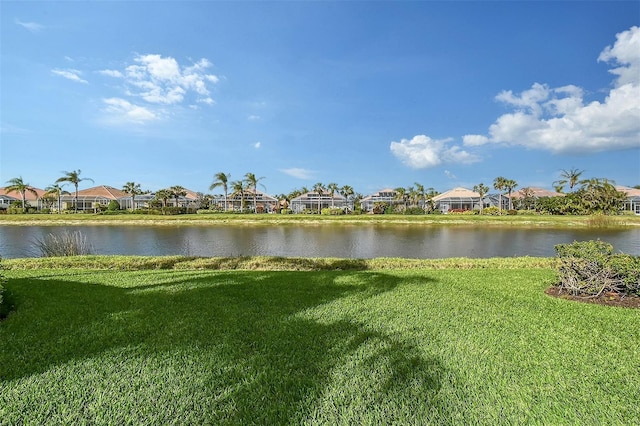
[
  {"x1": 1, "y1": 212, "x2": 639, "y2": 227},
  {"x1": 1, "y1": 262, "x2": 638, "y2": 424}
]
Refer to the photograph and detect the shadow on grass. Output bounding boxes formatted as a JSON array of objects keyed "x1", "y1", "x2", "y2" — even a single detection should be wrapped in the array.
[{"x1": 1, "y1": 270, "x2": 447, "y2": 423}]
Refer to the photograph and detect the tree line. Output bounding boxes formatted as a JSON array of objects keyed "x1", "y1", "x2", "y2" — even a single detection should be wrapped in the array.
[{"x1": 3, "y1": 168, "x2": 638, "y2": 215}]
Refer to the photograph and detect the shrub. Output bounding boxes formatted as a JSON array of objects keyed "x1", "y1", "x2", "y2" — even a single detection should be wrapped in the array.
[
  {"x1": 107, "y1": 200, "x2": 120, "y2": 211},
  {"x1": 33, "y1": 231, "x2": 94, "y2": 257},
  {"x1": 321, "y1": 207, "x2": 345, "y2": 215},
  {"x1": 481, "y1": 206, "x2": 502, "y2": 216},
  {"x1": 554, "y1": 240, "x2": 640, "y2": 297}
]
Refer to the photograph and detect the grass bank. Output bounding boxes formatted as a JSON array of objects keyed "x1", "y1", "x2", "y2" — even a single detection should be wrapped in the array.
[
  {"x1": 1, "y1": 212, "x2": 639, "y2": 227},
  {"x1": 1, "y1": 258, "x2": 638, "y2": 424}
]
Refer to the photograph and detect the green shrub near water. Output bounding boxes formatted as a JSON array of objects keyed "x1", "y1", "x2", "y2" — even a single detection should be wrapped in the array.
[{"x1": 554, "y1": 240, "x2": 640, "y2": 296}]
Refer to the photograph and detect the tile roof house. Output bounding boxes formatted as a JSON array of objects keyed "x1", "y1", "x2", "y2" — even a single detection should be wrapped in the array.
[
  {"x1": 616, "y1": 186, "x2": 640, "y2": 215},
  {"x1": 60, "y1": 185, "x2": 128, "y2": 212},
  {"x1": 0, "y1": 186, "x2": 46, "y2": 210}
]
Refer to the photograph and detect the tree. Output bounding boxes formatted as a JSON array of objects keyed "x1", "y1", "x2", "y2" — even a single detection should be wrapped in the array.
[
  {"x1": 327, "y1": 183, "x2": 339, "y2": 207},
  {"x1": 4, "y1": 177, "x2": 38, "y2": 213},
  {"x1": 313, "y1": 182, "x2": 325, "y2": 213},
  {"x1": 44, "y1": 183, "x2": 70, "y2": 214},
  {"x1": 414, "y1": 182, "x2": 426, "y2": 209},
  {"x1": 154, "y1": 189, "x2": 172, "y2": 212},
  {"x1": 473, "y1": 183, "x2": 489, "y2": 214},
  {"x1": 122, "y1": 182, "x2": 143, "y2": 211},
  {"x1": 394, "y1": 187, "x2": 408, "y2": 211},
  {"x1": 209, "y1": 172, "x2": 230, "y2": 212},
  {"x1": 558, "y1": 168, "x2": 585, "y2": 193},
  {"x1": 503, "y1": 179, "x2": 518, "y2": 210},
  {"x1": 493, "y1": 177, "x2": 507, "y2": 211},
  {"x1": 244, "y1": 173, "x2": 266, "y2": 213},
  {"x1": 169, "y1": 185, "x2": 187, "y2": 209},
  {"x1": 231, "y1": 180, "x2": 248, "y2": 212},
  {"x1": 577, "y1": 178, "x2": 626, "y2": 214},
  {"x1": 340, "y1": 185, "x2": 355, "y2": 211},
  {"x1": 56, "y1": 170, "x2": 94, "y2": 213}
]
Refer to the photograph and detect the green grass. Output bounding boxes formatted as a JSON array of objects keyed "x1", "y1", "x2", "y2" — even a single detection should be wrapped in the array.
[
  {"x1": 1, "y1": 261, "x2": 638, "y2": 424},
  {"x1": 1, "y1": 212, "x2": 639, "y2": 227}
]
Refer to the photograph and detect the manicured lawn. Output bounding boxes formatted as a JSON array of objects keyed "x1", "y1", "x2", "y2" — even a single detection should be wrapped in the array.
[{"x1": 1, "y1": 265, "x2": 638, "y2": 424}]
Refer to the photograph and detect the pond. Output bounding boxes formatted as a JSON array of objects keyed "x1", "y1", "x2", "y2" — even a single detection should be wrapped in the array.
[{"x1": 1, "y1": 224, "x2": 638, "y2": 259}]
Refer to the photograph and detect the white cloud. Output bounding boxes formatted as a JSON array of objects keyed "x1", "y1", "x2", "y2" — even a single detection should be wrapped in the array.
[
  {"x1": 15, "y1": 19, "x2": 44, "y2": 33},
  {"x1": 444, "y1": 170, "x2": 456, "y2": 179},
  {"x1": 254, "y1": 142, "x2": 261, "y2": 149},
  {"x1": 118, "y1": 54, "x2": 219, "y2": 105},
  {"x1": 51, "y1": 68, "x2": 88, "y2": 84},
  {"x1": 390, "y1": 135, "x2": 480, "y2": 169},
  {"x1": 280, "y1": 168, "x2": 314, "y2": 179},
  {"x1": 102, "y1": 98, "x2": 157, "y2": 124},
  {"x1": 248, "y1": 115, "x2": 261, "y2": 121},
  {"x1": 98, "y1": 69, "x2": 124, "y2": 78},
  {"x1": 464, "y1": 26, "x2": 640, "y2": 154}
]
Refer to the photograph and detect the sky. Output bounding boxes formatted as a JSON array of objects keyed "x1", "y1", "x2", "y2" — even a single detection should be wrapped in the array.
[{"x1": 1, "y1": 1, "x2": 639, "y2": 197}]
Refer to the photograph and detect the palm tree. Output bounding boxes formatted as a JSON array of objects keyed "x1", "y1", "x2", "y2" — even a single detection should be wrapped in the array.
[
  {"x1": 4, "y1": 177, "x2": 38, "y2": 213},
  {"x1": 44, "y1": 183, "x2": 69, "y2": 213},
  {"x1": 209, "y1": 172, "x2": 230, "y2": 212},
  {"x1": 231, "y1": 180, "x2": 248, "y2": 212},
  {"x1": 558, "y1": 168, "x2": 585, "y2": 192},
  {"x1": 503, "y1": 179, "x2": 518, "y2": 210},
  {"x1": 327, "y1": 182, "x2": 339, "y2": 207},
  {"x1": 56, "y1": 170, "x2": 94, "y2": 213},
  {"x1": 313, "y1": 182, "x2": 325, "y2": 213},
  {"x1": 244, "y1": 173, "x2": 266, "y2": 213},
  {"x1": 340, "y1": 185, "x2": 355, "y2": 211},
  {"x1": 154, "y1": 189, "x2": 172, "y2": 212},
  {"x1": 473, "y1": 183, "x2": 489, "y2": 214},
  {"x1": 414, "y1": 182, "x2": 426, "y2": 209},
  {"x1": 493, "y1": 177, "x2": 507, "y2": 211},
  {"x1": 394, "y1": 187, "x2": 408, "y2": 211},
  {"x1": 169, "y1": 185, "x2": 187, "y2": 209},
  {"x1": 122, "y1": 182, "x2": 143, "y2": 211}
]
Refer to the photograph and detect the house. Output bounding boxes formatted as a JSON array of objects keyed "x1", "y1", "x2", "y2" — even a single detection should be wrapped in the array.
[
  {"x1": 60, "y1": 185, "x2": 128, "y2": 212},
  {"x1": 290, "y1": 190, "x2": 347, "y2": 213},
  {"x1": 225, "y1": 188, "x2": 278, "y2": 212},
  {"x1": 432, "y1": 187, "x2": 505, "y2": 213},
  {"x1": 121, "y1": 188, "x2": 202, "y2": 210},
  {"x1": 616, "y1": 186, "x2": 640, "y2": 215},
  {"x1": 509, "y1": 187, "x2": 565, "y2": 210},
  {"x1": 0, "y1": 187, "x2": 46, "y2": 210},
  {"x1": 360, "y1": 188, "x2": 398, "y2": 212}
]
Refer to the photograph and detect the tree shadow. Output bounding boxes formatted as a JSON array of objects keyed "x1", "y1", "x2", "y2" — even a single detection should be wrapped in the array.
[{"x1": 1, "y1": 270, "x2": 449, "y2": 423}]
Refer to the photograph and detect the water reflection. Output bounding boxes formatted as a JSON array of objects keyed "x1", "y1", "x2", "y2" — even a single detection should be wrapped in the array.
[{"x1": 0, "y1": 224, "x2": 638, "y2": 259}]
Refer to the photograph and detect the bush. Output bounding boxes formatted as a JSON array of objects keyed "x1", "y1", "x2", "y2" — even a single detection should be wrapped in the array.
[
  {"x1": 107, "y1": 200, "x2": 121, "y2": 211},
  {"x1": 321, "y1": 207, "x2": 345, "y2": 215},
  {"x1": 554, "y1": 240, "x2": 640, "y2": 297},
  {"x1": 33, "y1": 231, "x2": 94, "y2": 257},
  {"x1": 481, "y1": 206, "x2": 502, "y2": 216}
]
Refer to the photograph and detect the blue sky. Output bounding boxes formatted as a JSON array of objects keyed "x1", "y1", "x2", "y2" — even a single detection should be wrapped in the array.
[{"x1": 1, "y1": 1, "x2": 639, "y2": 197}]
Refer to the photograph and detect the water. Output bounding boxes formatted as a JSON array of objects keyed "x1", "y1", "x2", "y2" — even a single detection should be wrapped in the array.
[{"x1": 1, "y1": 224, "x2": 638, "y2": 259}]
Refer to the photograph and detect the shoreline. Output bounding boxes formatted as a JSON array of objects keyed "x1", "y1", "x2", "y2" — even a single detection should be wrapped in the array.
[{"x1": 0, "y1": 213, "x2": 639, "y2": 228}]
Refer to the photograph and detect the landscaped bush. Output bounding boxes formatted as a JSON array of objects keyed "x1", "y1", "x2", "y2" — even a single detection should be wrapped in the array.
[
  {"x1": 321, "y1": 207, "x2": 345, "y2": 215},
  {"x1": 107, "y1": 200, "x2": 121, "y2": 211},
  {"x1": 481, "y1": 206, "x2": 502, "y2": 215},
  {"x1": 33, "y1": 231, "x2": 94, "y2": 257},
  {"x1": 554, "y1": 240, "x2": 640, "y2": 297}
]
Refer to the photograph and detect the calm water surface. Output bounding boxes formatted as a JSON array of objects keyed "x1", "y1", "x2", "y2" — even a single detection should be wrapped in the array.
[{"x1": 1, "y1": 224, "x2": 638, "y2": 259}]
